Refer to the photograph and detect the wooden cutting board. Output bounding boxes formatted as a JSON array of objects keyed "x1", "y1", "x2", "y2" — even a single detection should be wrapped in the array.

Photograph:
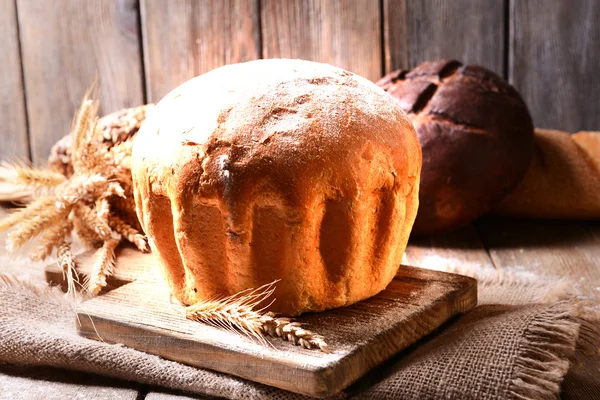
[{"x1": 45, "y1": 247, "x2": 477, "y2": 398}]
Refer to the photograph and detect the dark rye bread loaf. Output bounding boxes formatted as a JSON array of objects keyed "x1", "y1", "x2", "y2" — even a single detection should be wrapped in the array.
[{"x1": 378, "y1": 60, "x2": 534, "y2": 235}]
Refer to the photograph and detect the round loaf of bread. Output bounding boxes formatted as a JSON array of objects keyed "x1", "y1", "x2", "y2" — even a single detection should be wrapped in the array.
[
  {"x1": 131, "y1": 59, "x2": 421, "y2": 316},
  {"x1": 378, "y1": 60, "x2": 533, "y2": 236}
]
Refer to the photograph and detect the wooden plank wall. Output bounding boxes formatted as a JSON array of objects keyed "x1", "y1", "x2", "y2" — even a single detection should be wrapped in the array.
[
  {"x1": 0, "y1": 0, "x2": 29, "y2": 161},
  {"x1": 17, "y1": 0, "x2": 145, "y2": 163},
  {"x1": 1, "y1": 0, "x2": 599, "y2": 164},
  {"x1": 141, "y1": 0, "x2": 261, "y2": 102},
  {"x1": 510, "y1": 0, "x2": 600, "y2": 131},
  {"x1": 262, "y1": 0, "x2": 382, "y2": 81}
]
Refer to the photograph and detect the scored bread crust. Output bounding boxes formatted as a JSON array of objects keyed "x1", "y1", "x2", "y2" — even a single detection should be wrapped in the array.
[
  {"x1": 132, "y1": 59, "x2": 421, "y2": 316},
  {"x1": 378, "y1": 60, "x2": 534, "y2": 236}
]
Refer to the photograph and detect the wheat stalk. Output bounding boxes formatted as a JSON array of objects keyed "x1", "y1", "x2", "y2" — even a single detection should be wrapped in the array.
[
  {"x1": 57, "y1": 239, "x2": 79, "y2": 296},
  {"x1": 186, "y1": 282, "x2": 330, "y2": 352},
  {"x1": 86, "y1": 233, "x2": 121, "y2": 295}
]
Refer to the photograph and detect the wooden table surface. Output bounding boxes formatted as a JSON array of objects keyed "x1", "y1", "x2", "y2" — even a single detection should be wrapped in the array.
[{"x1": 1, "y1": 205, "x2": 599, "y2": 399}]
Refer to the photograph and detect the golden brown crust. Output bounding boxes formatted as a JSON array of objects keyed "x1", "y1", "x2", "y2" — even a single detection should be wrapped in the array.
[
  {"x1": 132, "y1": 59, "x2": 421, "y2": 315},
  {"x1": 492, "y1": 129, "x2": 600, "y2": 219}
]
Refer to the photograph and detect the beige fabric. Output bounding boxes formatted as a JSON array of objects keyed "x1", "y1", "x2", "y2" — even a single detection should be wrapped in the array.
[
  {"x1": 493, "y1": 129, "x2": 600, "y2": 219},
  {"x1": 0, "y1": 365, "x2": 140, "y2": 400},
  {"x1": 562, "y1": 309, "x2": 600, "y2": 399},
  {"x1": 352, "y1": 303, "x2": 581, "y2": 400},
  {"x1": 0, "y1": 271, "x2": 590, "y2": 400}
]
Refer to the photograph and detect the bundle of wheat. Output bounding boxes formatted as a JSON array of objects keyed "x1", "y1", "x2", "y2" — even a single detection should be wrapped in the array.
[{"x1": 0, "y1": 96, "x2": 150, "y2": 295}]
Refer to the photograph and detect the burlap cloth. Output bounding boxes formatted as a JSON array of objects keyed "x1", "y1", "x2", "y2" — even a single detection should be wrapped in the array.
[{"x1": 0, "y1": 237, "x2": 598, "y2": 399}]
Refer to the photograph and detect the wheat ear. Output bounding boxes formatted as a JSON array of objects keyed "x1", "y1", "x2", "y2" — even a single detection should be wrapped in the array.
[
  {"x1": 5, "y1": 202, "x2": 71, "y2": 253},
  {"x1": 33, "y1": 220, "x2": 74, "y2": 261},
  {"x1": 71, "y1": 95, "x2": 100, "y2": 172},
  {"x1": 55, "y1": 173, "x2": 108, "y2": 207},
  {"x1": 86, "y1": 233, "x2": 121, "y2": 295},
  {"x1": 96, "y1": 197, "x2": 111, "y2": 223},
  {"x1": 72, "y1": 214, "x2": 102, "y2": 249},
  {"x1": 73, "y1": 203, "x2": 112, "y2": 241},
  {"x1": 107, "y1": 213, "x2": 148, "y2": 251},
  {"x1": 0, "y1": 196, "x2": 57, "y2": 232},
  {"x1": 0, "y1": 162, "x2": 66, "y2": 188},
  {"x1": 185, "y1": 282, "x2": 330, "y2": 352},
  {"x1": 259, "y1": 314, "x2": 329, "y2": 352}
]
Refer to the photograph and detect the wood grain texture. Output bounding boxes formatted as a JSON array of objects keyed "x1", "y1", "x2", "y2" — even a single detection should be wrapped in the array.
[
  {"x1": 68, "y1": 251, "x2": 476, "y2": 398},
  {"x1": 0, "y1": 365, "x2": 141, "y2": 400},
  {"x1": 476, "y1": 218, "x2": 600, "y2": 400},
  {"x1": 383, "y1": 0, "x2": 505, "y2": 74},
  {"x1": 261, "y1": 0, "x2": 382, "y2": 81},
  {"x1": 141, "y1": 0, "x2": 261, "y2": 102},
  {"x1": 45, "y1": 246, "x2": 159, "y2": 293},
  {"x1": 476, "y1": 218, "x2": 600, "y2": 307},
  {"x1": 0, "y1": 0, "x2": 29, "y2": 161},
  {"x1": 17, "y1": 0, "x2": 145, "y2": 163},
  {"x1": 382, "y1": 0, "x2": 407, "y2": 74},
  {"x1": 405, "y1": 224, "x2": 496, "y2": 274},
  {"x1": 510, "y1": 0, "x2": 600, "y2": 131}
]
